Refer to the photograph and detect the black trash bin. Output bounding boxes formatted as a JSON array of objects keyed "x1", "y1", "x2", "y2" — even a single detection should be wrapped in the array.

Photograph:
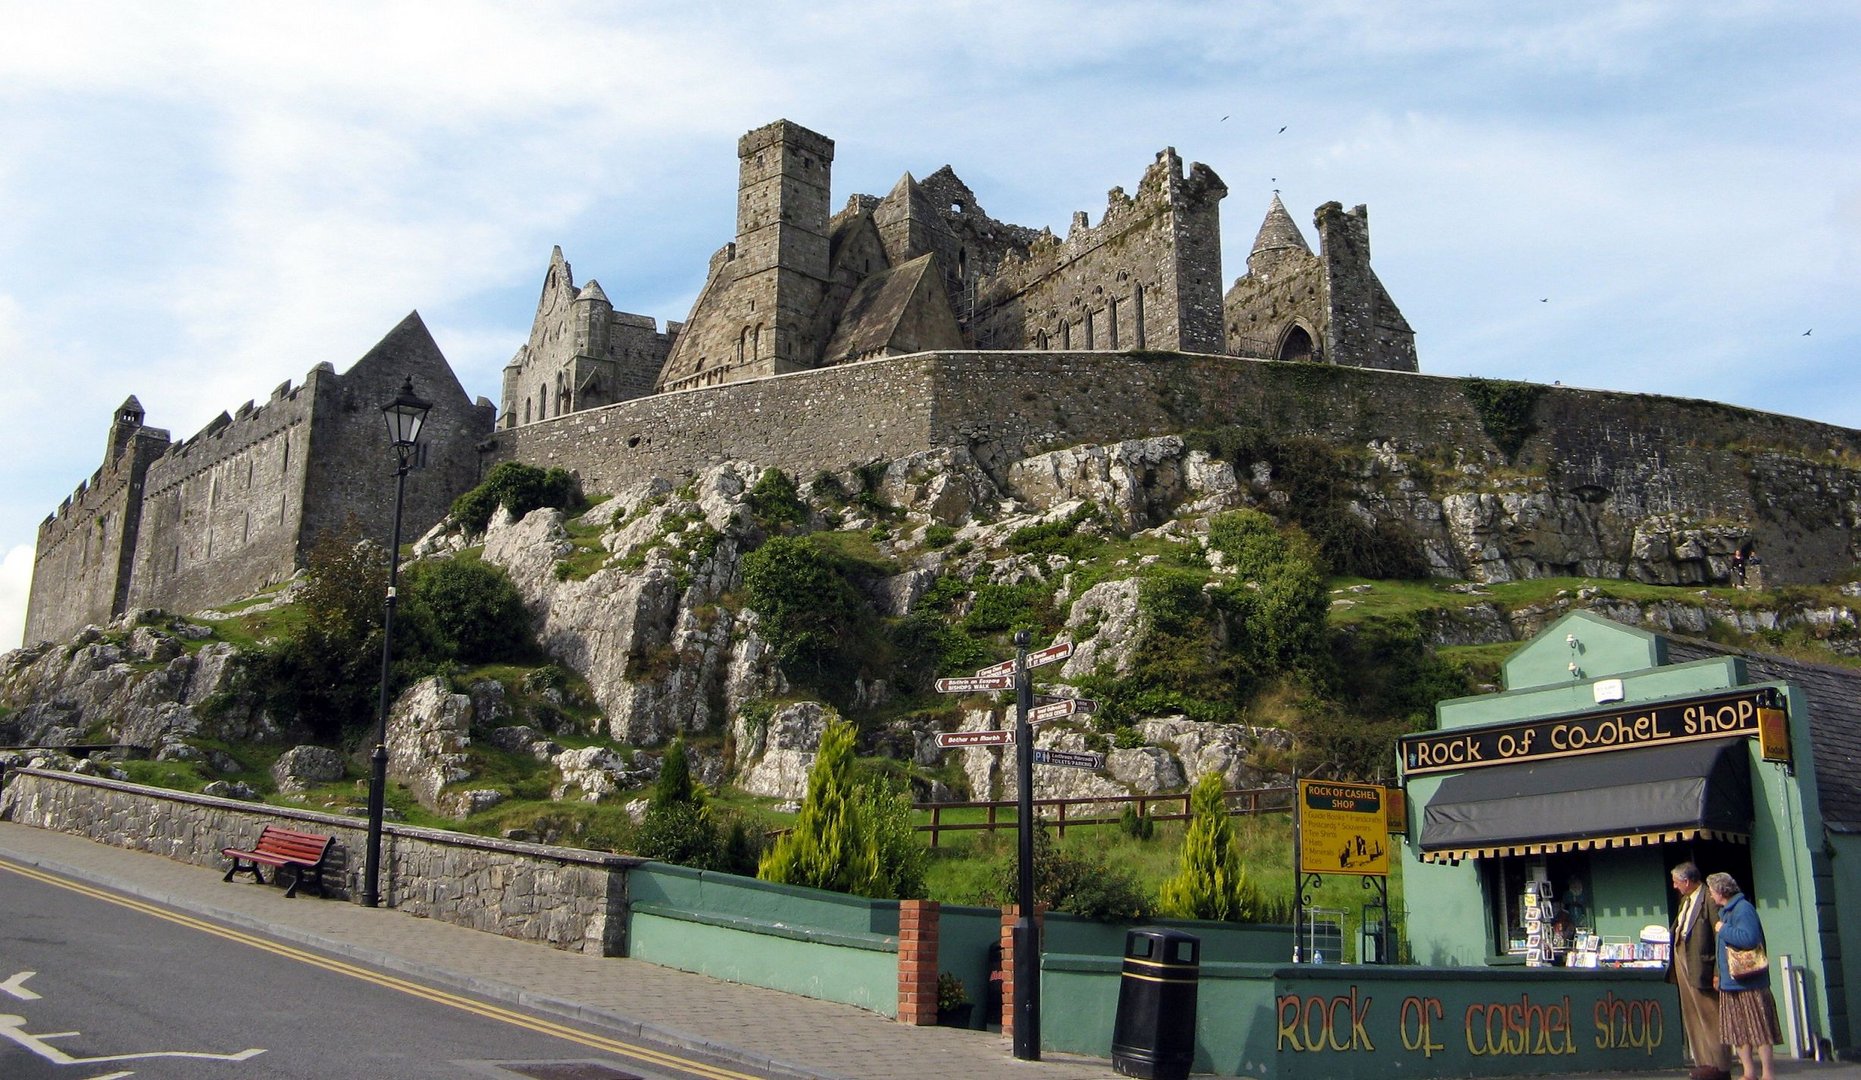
[{"x1": 1111, "y1": 928, "x2": 1200, "y2": 1080}]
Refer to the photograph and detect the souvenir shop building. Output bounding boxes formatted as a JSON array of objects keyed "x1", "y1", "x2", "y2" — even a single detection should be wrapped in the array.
[{"x1": 1398, "y1": 611, "x2": 1861, "y2": 1058}]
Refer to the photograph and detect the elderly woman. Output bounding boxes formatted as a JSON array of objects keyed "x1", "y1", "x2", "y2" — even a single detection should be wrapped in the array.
[{"x1": 1708, "y1": 872, "x2": 1780, "y2": 1080}]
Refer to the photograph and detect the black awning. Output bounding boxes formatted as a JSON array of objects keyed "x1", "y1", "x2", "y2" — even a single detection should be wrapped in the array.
[{"x1": 1417, "y1": 737, "x2": 1752, "y2": 863}]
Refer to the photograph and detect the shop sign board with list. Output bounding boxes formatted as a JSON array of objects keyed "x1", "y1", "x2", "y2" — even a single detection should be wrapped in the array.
[{"x1": 1298, "y1": 780, "x2": 1389, "y2": 877}]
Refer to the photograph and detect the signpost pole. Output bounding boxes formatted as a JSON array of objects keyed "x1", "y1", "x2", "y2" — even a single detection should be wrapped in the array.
[
  {"x1": 1012, "y1": 629, "x2": 1039, "y2": 1060},
  {"x1": 1290, "y1": 768, "x2": 1302, "y2": 962}
]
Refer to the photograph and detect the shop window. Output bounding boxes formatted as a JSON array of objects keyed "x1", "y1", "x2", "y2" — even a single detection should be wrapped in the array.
[{"x1": 1484, "y1": 852, "x2": 1594, "y2": 957}]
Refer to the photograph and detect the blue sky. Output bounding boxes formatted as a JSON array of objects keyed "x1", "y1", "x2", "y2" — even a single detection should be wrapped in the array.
[{"x1": 3, "y1": 2, "x2": 1857, "y2": 647}]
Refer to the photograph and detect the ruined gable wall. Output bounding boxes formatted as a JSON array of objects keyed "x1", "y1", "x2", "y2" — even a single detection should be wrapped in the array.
[
  {"x1": 971, "y1": 151, "x2": 1225, "y2": 354},
  {"x1": 23, "y1": 429, "x2": 168, "y2": 645},
  {"x1": 298, "y1": 328, "x2": 495, "y2": 572},
  {"x1": 1223, "y1": 250, "x2": 1330, "y2": 360},
  {"x1": 126, "y1": 379, "x2": 319, "y2": 620},
  {"x1": 1318, "y1": 203, "x2": 1417, "y2": 373}
]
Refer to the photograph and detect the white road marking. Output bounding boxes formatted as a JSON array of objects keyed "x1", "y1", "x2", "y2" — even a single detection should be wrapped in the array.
[
  {"x1": 0, "y1": 1013, "x2": 266, "y2": 1065},
  {"x1": 1, "y1": 970, "x2": 41, "y2": 1000}
]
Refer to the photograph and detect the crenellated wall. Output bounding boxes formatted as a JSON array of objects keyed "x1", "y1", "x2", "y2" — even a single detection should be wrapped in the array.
[
  {"x1": 25, "y1": 313, "x2": 495, "y2": 646},
  {"x1": 973, "y1": 149, "x2": 1228, "y2": 355},
  {"x1": 25, "y1": 425, "x2": 169, "y2": 644}
]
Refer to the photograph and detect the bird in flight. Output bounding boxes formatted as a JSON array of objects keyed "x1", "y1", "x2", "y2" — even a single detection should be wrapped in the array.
[
  {"x1": 1221, "y1": 115, "x2": 1230, "y2": 121},
  {"x1": 1803, "y1": 329, "x2": 1813, "y2": 336},
  {"x1": 1278, "y1": 125, "x2": 1287, "y2": 133},
  {"x1": 1541, "y1": 298, "x2": 1548, "y2": 303}
]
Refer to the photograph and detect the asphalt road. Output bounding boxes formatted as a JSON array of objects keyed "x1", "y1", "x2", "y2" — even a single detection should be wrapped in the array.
[{"x1": 0, "y1": 859, "x2": 756, "y2": 1080}]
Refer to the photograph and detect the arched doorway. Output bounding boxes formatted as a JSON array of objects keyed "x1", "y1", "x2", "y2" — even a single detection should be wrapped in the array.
[{"x1": 1276, "y1": 324, "x2": 1315, "y2": 361}]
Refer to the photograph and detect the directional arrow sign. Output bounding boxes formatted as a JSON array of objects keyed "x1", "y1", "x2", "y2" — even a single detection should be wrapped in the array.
[
  {"x1": 974, "y1": 658, "x2": 1017, "y2": 679},
  {"x1": 1031, "y1": 748, "x2": 1105, "y2": 770},
  {"x1": 1029, "y1": 699, "x2": 1083, "y2": 724},
  {"x1": 936, "y1": 729, "x2": 1014, "y2": 748},
  {"x1": 1026, "y1": 642, "x2": 1073, "y2": 669},
  {"x1": 935, "y1": 675, "x2": 1015, "y2": 694}
]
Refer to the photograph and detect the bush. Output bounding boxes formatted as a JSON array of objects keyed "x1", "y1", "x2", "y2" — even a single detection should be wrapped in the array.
[
  {"x1": 747, "y1": 468, "x2": 807, "y2": 527},
  {"x1": 741, "y1": 536, "x2": 872, "y2": 673},
  {"x1": 451, "y1": 461, "x2": 580, "y2": 534},
  {"x1": 401, "y1": 558, "x2": 532, "y2": 665},
  {"x1": 988, "y1": 824, "x2": 1148, "y2": 920},
  {"x1": 1119, "y1": 803, "x2": 1155, "y2": 841},
  {"x1": 759, "y1": 718, "x2": 926, "y2": 899}
]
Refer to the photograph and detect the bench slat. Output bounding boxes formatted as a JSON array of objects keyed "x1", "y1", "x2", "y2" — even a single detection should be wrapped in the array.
[{"x1": 221, "y1": 824, "x2": 335, "y2": 899}]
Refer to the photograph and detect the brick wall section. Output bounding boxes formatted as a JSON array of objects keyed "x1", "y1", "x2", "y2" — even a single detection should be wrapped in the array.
[
  {"x1": 998, "y1": 904, "x2": 1045, "y2": 1041},
  {"x1": 0, "y1": 768, "x2": 636, "y2": 955},
  {"x1": 897, "y1": 898, "x2": 941, "y2": 1025}
]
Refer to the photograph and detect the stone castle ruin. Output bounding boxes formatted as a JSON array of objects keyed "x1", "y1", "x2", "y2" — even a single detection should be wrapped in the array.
[
  {"x1": 26, "y1": 315, "x2": 495, "y2": 645},
  {"x1": 27, "y1": 119, "x2": 1861, "y2": 648},
  {"x1": 498, "y1": 119, "x2": 1416, "y2": 425}
]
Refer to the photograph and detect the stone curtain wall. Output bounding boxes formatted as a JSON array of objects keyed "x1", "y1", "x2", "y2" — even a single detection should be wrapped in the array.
[
  {"x1": 26, "y1": 426, "x2": 171, "y2": 646},
  {"x1": 489, "y1": 349, "x2": 1861, "y2": 585},
  {"x1": 0, "y1": 768, "x2": 636, "y2": 955},
  {"x1": 488, "y1": 356, "x2": 941, "y2": 494},
  {"x1": 127, "y1": 374, "x2": 318, "y2": 621}
]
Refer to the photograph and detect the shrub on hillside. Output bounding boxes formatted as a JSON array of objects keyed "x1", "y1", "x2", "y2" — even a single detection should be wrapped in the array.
[
  {"x1": 400, "y1": 558, "x2": 532, "y2": 665},
  {"x1": 452, "y1": 461, "x2": 580, "y2": 534},
  {"x1": 987, "y1": 824, "x2": 1149, "y2": 921},
  {"x1": 740, "y1": 536, "x2": 871, "y2": 673}
]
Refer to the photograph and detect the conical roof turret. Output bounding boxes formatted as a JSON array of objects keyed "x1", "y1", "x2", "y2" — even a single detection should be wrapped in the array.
[{"x1": 1248, "y1": 193, "x2": 1311, "y2": 274}]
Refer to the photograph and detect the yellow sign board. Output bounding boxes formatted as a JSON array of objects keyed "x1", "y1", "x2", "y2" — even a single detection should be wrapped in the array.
[{"x1": 1298, "y1": 780, "x2": 1389, "y2": 877}]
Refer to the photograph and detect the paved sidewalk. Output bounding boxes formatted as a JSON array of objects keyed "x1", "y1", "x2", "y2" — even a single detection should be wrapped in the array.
[{"x1": 4, "y1": 821, "x2": 1857, "y2": 1080}]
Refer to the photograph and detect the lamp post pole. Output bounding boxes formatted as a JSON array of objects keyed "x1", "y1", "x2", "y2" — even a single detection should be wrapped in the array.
[{"x1": 363, "y1": 376, "x2": 431, "y2": 910}]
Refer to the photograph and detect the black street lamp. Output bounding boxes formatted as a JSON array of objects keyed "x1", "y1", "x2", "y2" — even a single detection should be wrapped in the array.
[{"x1": 362, "y1": 375, "x2": 431, "y2": 909}]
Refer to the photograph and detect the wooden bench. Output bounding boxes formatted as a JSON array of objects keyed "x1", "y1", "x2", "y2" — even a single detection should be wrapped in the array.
[{"x1": 221, "y1": 825, "x2": 335, "y2": 899}]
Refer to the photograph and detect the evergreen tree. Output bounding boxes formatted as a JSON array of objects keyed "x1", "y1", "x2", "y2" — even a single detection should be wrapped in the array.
[
  {"x1": 650, "y1": 737, "x2": 703, "y2": 810},
  {"x1": 757, "y1": 717, "x2": 884, "y2": 896},
  {"x1": 1157, "y1": 771, "x2": 1258, "y2": 921}
]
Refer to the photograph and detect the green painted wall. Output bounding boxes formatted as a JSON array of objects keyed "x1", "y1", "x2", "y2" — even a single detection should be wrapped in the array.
[
  {"x1": 938, "y1": 904, "x2": 1001, "y2": 1029},
  {"x1": 630, "y1": 910, "x2": 897, "y2": 1014},
  {"x1": 625, "y1": 862, "x2": 899, "y2": 1015},
  {"x1": 1041, "y1": 960, "x2": 1682, "y2": 1077}
]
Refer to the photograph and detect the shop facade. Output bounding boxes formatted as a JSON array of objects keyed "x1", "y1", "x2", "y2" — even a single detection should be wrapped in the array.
[{"x1": 1398, "y1": 611, "x2": 1860, "y2": 1059}]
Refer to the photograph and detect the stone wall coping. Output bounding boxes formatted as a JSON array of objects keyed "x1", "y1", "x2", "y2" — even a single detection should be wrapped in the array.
[
  {"x1": 631, "y1": 900, "x2": 898, "y2": 952},
  {"x1": 2, "y1": 768, "x2": 643, "y2": 871}
]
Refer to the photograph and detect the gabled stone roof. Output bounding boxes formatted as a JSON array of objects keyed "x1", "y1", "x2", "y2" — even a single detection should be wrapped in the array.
[{"x1": 1667, "y1": 637, "x2": 1861, "y2": 833}]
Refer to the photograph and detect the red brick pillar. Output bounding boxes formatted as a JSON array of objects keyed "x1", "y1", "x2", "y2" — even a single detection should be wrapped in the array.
[
  {"x1": 898, "y1": 899, "x2": 941, "y2": 1025},
  {"x1": 999, "y1": 904, "x2": 1045, "y2": 1040}
]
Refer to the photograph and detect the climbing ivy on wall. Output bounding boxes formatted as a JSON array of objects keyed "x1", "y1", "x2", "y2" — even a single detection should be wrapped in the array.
[{"x1": 1461, "y1": 378, "x2": 1546, "y2": 461}]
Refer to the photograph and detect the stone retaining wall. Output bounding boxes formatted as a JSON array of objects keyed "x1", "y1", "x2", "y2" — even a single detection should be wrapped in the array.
[{"x1": 0, "y1": 768, "x2": 637, "y2": 955}]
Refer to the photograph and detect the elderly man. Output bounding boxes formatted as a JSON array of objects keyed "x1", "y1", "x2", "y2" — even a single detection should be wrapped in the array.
[{"x1": 1670, "y1": 861, "x2": 1732, "y2": 1080}]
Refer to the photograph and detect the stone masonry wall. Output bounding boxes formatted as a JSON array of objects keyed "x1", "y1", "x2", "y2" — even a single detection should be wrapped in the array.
[
  {"x1": 25, "y1": 428, "x2": 168, "y2": 645},
  {"x1": 488, "y1": 349, "x2": 1861, "y2": 585},
  {"x1": 126, "y1": 374, "x2": 317, "y2": 621},
  {"x1": 488, "y1": 357, "x2": 940, "y2": 494},
  {"x1": 0, "y1": 768, "x2": 637, "y2": 955},
  {"x1": 974, "y1": 149, "x2": 1226, "y2": 354}
]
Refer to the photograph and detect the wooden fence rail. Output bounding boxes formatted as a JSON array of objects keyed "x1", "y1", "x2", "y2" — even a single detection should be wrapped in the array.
[{"x1": 913, "y1": 785, "x2": 1293, "y2": 848}]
